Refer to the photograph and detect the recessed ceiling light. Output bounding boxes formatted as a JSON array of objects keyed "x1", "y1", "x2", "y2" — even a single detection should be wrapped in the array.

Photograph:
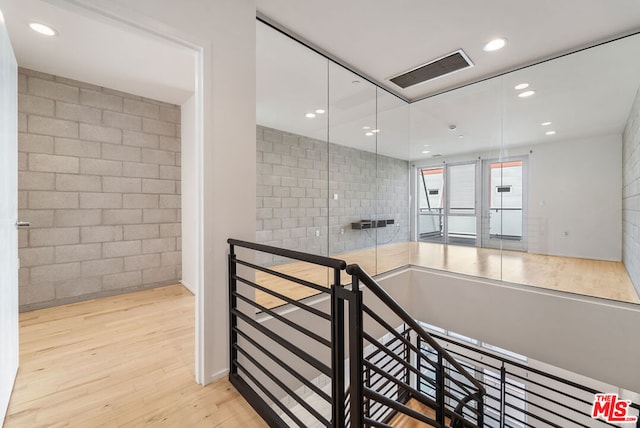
[
  {"x1": 363, "y1": 126, "x2": 370, "y2": 130},
  {"x1": 372, "y1": 129, "x2": 380, "y2": 133},
  {"x1": 541, "y1": 121, "x2": 552, "y2": 126},
  {"x1": 546, "y1": 130, "x2": 556, "y2": 135},
  {"x1": 315, "y1": 109, "x2": 325, "y2": 114},
  {"x1": 423, "y1": 144, "x2": 430, "y2": 147},
  {"x1": 422, "y1": 150, "x2": 430, "y2": 154},
  {"x1": 518, "y1": 90, "x2": 536, "y2": 98},
  {"x1": 365, "y1": 132, "x2": 373, "y2": 136},
  {"x1": 305, "y1": 113, "x2": 316, "y2": 118},
  {"x1": 458, "y1": 135, "x2": 464, "y2": 139},
  {"x1": 352, "y1": 80, "x2": 361, "y2": 85},
  {"x1": 483, "y1": 38, "x2": 506, "y2": 52},
  {"x1": 29, "y1": 22, "x2": 57, "y2": 36},
  {"x1": 514, "y1": 83, "x2": 529, "y2": 90}
]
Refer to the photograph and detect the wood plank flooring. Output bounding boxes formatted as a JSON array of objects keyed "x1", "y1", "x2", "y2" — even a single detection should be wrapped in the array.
[
  {"x1": 255, "y1": 241, "x2": 640, "y2": 309},
  {"x1": 4, "y1": 285, "x2": 267, "y2": 428},
  {"x1": 388, "y1": 399, "x2": 439, "y2": 427}
]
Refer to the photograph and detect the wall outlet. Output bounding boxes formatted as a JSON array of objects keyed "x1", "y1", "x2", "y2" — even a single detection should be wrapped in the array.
[
  {"x1": 563, "y1": 231, "x2": 569, "y2": 236},
  {"x1": 315, "y1": 230, "x2": 320, "y2": 237},
  {"x1": 333, "y1": 193, "x2": 339, "y2": 200},
  {"x1": 340, "y1": 228, "x2": 344, "y2": 235}
]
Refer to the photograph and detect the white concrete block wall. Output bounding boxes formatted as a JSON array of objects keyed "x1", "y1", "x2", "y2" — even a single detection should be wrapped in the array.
[
  {"x1": 18, "y1": 68, "x2": 182, "y2": 311},
  {"x1": 623, "y1": 87, "x2": 640, "y2": 296},
  {"x1": 256, "y1": 125, "x2": 410, "y2": 265}
]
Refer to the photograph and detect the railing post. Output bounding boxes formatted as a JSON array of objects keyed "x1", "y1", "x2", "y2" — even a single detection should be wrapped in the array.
[
  {"x1": 500, "y1": 364, "x2": 506, "y2": 428},
  {"x1": 436, "y1": 352, "x2": 445, "y2": 427},
  {"x1": 332, "y1": 268, "x2": 346, "y2": 428},
  {"x1": 416, "y1": 335, "x2": 423, "y2": 396},
  {"x1": 348, "y1": 275, "x2": 364, "y2": 427},
  {"x1": 477, "y1": 392, "x2": 484, "y2": 428},
  {"x1": 229, "y1": 244, "x2": 238, "y2": 376}
]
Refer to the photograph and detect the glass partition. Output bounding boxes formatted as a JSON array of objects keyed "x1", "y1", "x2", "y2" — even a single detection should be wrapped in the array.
[
  {"x1": 497, "y1": 33, "x2": 640, "y2": 303},
  {"x1": 327, "y1": 62, "x2": 378, "y2": 276},
  {"x1": 375, "y1": 88, "x2": 411, "y2": 273},
  {"x1": 255, "y1": 22, "x2": 330, "y2": 306},
  {"x1": 257, "y1": 17, "x2": 640, "y2": 305},
  {"x1": 410, "y1": 76, "x2": 504, "y2": 281}
]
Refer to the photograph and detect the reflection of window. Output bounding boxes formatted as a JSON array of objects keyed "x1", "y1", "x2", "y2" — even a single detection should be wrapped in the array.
[
  {"x1": 418, "y1": 321, "x2": 529, "y2": 427},
  {"x1": 449, "y1": 163, "x2": 476, "y2": 214},
  {"x1": 484, "y1": 369, "x2": 527, "y2": 428},
  {"x1": 490, "y1": 161, "x2": 523, "y2": 210},
  {"x1": 420, "y1": 168, "x2": 444, "y2": 210}
]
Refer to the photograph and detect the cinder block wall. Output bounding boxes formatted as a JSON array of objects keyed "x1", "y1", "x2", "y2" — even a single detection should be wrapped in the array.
[
  {"x1": 18, "y1": 68, "x2": 181, "y2": 311},
  {"x1": 256, "y1": 125, "x2": 410, "y2": 265},
  {"x1": 623, "y1": 87, "x2": 640, "y2": 296}
]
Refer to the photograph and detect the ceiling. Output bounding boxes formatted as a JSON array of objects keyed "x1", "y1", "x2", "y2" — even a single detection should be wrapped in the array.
[
  {"x1": 0, "y1": 0, "x2": 195, "y2": 105},
  {"x1": 2, "y1": 0, "x2": 640, "y2": 157},
  {"x1": 256, "y1": 0, "x2": 640, "y2": 102},
  {"x1": 258, "y1": 18, "x2": 640, "y2": 161}
]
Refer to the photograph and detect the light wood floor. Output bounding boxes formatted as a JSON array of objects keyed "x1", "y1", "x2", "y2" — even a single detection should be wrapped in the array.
[
  {"x1": 4, "y1": 285, "x2": 267, "y2": 428},
  {"x1": 255, "y1": 242, "x2": 640, "y2": 309},
  {"x1": 388, "y1": 399, "x2": 439, "y2": 427}
]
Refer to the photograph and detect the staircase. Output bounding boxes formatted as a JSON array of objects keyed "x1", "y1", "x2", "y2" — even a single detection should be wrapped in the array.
[{"x1": 226, "y1": 239, "x2": 640, "y2": 428}]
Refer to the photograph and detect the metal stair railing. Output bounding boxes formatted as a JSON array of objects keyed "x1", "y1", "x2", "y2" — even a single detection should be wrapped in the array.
[{"x1": 345, "y1": 263, "x2": 486, "y2": 428}]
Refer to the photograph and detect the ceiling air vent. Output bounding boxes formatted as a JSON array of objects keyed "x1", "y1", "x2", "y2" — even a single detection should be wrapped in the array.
[{"x1": 389, "y1": 50, "x2": 474, "y2": 89}]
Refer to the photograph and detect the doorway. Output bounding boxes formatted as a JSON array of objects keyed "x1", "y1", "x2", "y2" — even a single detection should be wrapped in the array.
[
  {"x1": 418, "y1": 162, "x2": 479, "y2": 247},
  {"x1": 416, "y1": 157, "x2": 528, "y2": 252},
  {"x1": 481, "y1": 158, "x2": 528, "y2": 252}
]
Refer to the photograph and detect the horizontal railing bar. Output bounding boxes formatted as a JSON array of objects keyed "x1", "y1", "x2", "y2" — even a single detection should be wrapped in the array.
[
  {"x1": 426, "y1": 330, "x2": 608, "y2": 397},
  {"x1": 228, "y1": 238, "x2": 347, "y2": 270},
  {"x1": 505, "y1": 370, "x2": 594, "y2": 407},
  {"x1": 236, "y1": 259, "x2": 331, "y2": 294},
  {"x1": 363, "y1": 332, "x2": 438, "y2": 389},
  {"x1": 504, "y1": 396, "x2": 603, "y2": 428},
  {"x1": 482, "y1": 406, "x2": 501, "y2": 420},
  {"x1": 364, "y1": 327, "x2": 410, "y2": 360},
  {"x1": 367, "y1": 366, "x2": 406, "y2": 396},
  {"x1": 362, "y1": 418, "x2": 393, "y2": 428},
  {"x1": 368, "y1": 349, "x2": 405, "y2": 375},
  {"x1": 367, "y1": 341, "x2": 406, "y2": 369},
  {"x1": 233, "y1": 291, "x2": 331, "y2": 348},
  {"x1": 235, "y1": 344, "x2": 331, "y2": 427},
  {"x1": 233, "y1": 309, "x2": 331, "y2": 377},
  {"x1": 364, "y1": 388, "x2": 441, "y2": 427},
  {"x1": 428, "y1": 345, "x2": 503, "y2": 372},
  {"x1": 234, "y1": 275, "x2": 331, "y2": 320},
  {"x1": 234, "y1": 328, "x2": 331, "y2": 404},
  {"x1": 364, "y1": 306, "x2": 427, "y2": 358},
  {"x1": 350, "y1": 264, "x2": 486, "y2": 396},
  {"x1": 368, "y1": 403, "x2": 394, "y2": 425},
  {"x1": 508, "y1": 401, "x2": 569, "y2": 428},
  {"x1": 365, "y1": 361, "x2": 441, "y2": 412},
  {"x1": 234, "y1": 360, "x2": 305, "y2": 427},
  {"x1": 440, "y1": 369, "x2": 476, "y2": 399}
]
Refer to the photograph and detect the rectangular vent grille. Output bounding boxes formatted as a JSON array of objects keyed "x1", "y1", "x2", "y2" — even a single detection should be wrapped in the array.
[{"x1": 389, "y1": 50, "x2": 474, "y2": 89}]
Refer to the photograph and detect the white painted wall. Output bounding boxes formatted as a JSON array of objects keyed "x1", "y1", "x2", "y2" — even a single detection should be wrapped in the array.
[
  {"x1": 87, "y1": 0, "x2": 257, "y2": 384},
  {"x1": 527, "y1": 134, "x2": 622, "y2": 261},
  {"x1": 415, "y1": 133, "x2": 623, "y2": 261},
  {"x1": 403, "y1": 267, "x2": 640, "y2": 392},
  {"x1": 181, "y1": 94, "x2": 195, "y2": 294},
  {"x1": 0, "y1": 8, "x2": 19, "y2": 423}
]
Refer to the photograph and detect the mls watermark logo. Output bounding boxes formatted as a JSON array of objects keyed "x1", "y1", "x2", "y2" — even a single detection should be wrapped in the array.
[{"x1": 591, "y1": 393, "x2": 638, "y2": 424}]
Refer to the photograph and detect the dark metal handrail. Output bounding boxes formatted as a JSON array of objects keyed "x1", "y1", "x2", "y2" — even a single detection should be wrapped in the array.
[
  {"x1": 225, "y1": 240, "x2": 639, "y2": 428},
  {"x1": 228, "y1": 238, "x2": 346, "y2": 270},
  {"x1": 345, "y1": 263, "x2": 486, "y2": 397},
  {"x1": 419, "y1": 330, "x2": 640, "y2": 428}
]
